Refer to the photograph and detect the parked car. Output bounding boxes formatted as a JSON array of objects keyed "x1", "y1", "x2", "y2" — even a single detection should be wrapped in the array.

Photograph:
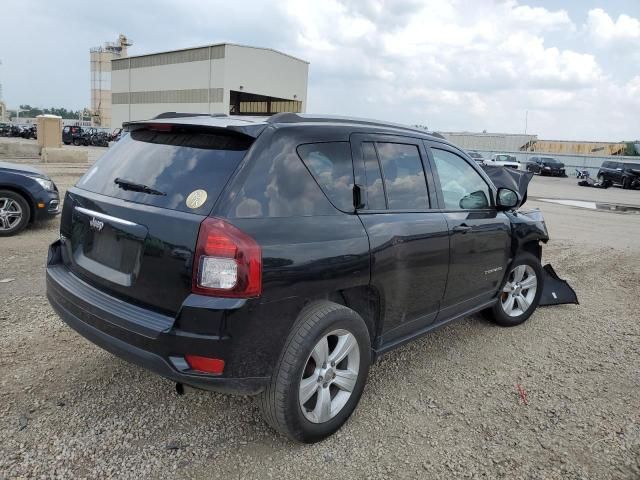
[
  {"x1": 46, "y1": 113, "x2": 549, "y2": 443},
  {"x1": 62, "y1": 125, "x2": 84, "y2": 145},
  {"x1": 20, "y1": 125, "x2": 37, "y2": 140},
  {"x1": 466, "y1": 151, "x2": 485, "y2": 164},
  {"x1": 526, "y1": 156, "x2": 566, "y2": 176},
  {"x1": 485, "y1": 154, "x2": 520, "y2": 169},
  {"x1": 597, "y1": 160, "x2": 640, "y2": 189},
  {"x1": 0, "y1": 162, "x2": 60, "y2": 236}
]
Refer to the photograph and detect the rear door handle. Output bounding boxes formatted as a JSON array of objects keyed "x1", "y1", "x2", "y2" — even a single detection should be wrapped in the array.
[{"x1": 452, "y1": 224, "x2": 472, "y2": 234}]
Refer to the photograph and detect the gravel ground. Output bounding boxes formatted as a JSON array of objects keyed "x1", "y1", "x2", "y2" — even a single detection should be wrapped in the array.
[{"x1": 0, "y1": 162, "x2": 639, "y2": 479}]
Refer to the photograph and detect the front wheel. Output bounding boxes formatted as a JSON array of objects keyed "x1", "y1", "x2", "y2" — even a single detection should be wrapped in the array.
[
  {"x1": 622, "y1": 177, "x2": 631, "y2": 189},
  {"x1": 0, "y1": 190, "x2": 30, "y2": 237},
  {"x1": 257, "y1": 301, "x2": 371, "y2": 443},
  {"x1": 486, "y1": 254, "x2": 543, "y2": 327}
]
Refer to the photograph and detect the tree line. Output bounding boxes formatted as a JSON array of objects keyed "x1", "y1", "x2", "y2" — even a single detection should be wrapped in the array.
[{"x1": 9, "y1": 105, "x2": 84, "y2": 119}]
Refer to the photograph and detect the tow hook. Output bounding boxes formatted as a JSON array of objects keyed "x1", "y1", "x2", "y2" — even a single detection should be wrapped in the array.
[{"x1": 175, "y1": 382, "x2": 185, "y2": 396}]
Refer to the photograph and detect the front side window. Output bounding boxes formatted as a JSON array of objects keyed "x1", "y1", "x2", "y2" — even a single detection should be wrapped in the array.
[
  {"x1": 431, "y1": 148, "x2": 491, "y2": 210},
  {"x1": 375, "y1": 142, "x2": 429, "y2": 210}
]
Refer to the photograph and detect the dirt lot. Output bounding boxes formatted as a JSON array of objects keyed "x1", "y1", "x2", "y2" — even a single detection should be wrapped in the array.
[{"x1": 1, "y1": 161, "x2": 639, "y2": 479}]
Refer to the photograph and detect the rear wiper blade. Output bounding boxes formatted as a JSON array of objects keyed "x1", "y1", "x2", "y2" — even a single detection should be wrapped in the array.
[{"x1": 114, "y1": 178, "x2": 166, "y2": 196}]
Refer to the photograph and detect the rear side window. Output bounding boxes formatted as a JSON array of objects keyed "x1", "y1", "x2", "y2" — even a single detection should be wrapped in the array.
[
  {"x1": 375, "y1": 142, "x2": 429, "y2": 210},
  {"x1": 76, "y1": 127, "x2": 251, "y2": 214},
  {"x1": 297, "y1": 142, "x2": 354, "y2": 211},
  {"x1": 225, "y1": 133, "x2": 337, "y2": 218},
  {"x1": 362, "y1": 142, "x2": 386, "y2": 210}
]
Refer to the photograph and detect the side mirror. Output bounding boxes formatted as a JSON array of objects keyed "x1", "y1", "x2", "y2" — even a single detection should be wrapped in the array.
[
  {"x1": 496, "y1": 188, "x2": 519, "y2": 210},
  {"x1": 459, "y1": 190, "x2": 489, "y2": 209}
]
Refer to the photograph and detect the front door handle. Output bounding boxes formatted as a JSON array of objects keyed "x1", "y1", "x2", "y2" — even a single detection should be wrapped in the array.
[{"x1": 452, "y1": 224, "x2": 472, "y2": 234}]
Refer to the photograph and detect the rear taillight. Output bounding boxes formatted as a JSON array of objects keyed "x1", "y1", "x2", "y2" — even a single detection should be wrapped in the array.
[
  {"x1": 185, "y1": 355, "x2": 225, "y2": 374},
  {"x1": 192, "y1": 217, "x2": 262, "y2": 298}
]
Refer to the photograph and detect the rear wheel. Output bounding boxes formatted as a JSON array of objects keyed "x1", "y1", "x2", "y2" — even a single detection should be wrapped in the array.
[
  {"x1": 486, "y1": 254, "x2": 543, "y2": 327},
  {"x1": 257, "y1": 301, "x2": 371, "y2": 443},
  {"x1": 0, "y1": 190, "x2": 30, "y2": 237}
]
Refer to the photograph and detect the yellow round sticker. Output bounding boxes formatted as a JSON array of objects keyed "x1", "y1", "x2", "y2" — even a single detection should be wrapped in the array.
[{"x1": 186, "y1": 189, "x2": 207, "y2": 209}]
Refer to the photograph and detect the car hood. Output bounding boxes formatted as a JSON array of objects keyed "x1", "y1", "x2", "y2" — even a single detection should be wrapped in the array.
[
  {"x1": 543, "y1": 162, "x2": 564, "y2": 168},
  {"x1": 0, "y1": 161, "x2": 48, "y2": 178}
]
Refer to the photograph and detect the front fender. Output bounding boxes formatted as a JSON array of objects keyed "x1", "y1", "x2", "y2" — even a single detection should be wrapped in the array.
[{"x1": 505, "y1": 208, "x2": 549, "y2": 258}]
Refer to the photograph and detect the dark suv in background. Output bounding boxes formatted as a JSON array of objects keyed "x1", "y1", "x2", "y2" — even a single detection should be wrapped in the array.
[
  {"x1": 597, "y1": 160, "x2": 640, "y2": 189},
  {"x1": 47, "y1": 113, "x2": 549, "y2": 443},
  {"x1": 525, "y1": 156, "x2": 566, "y2": 176}
]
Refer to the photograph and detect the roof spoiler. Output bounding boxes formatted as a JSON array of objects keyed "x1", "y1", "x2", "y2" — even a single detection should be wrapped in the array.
[
  {"x1": 123, "y1": 115, "x2": 268, "y2": 138},
  {"x1": 153, "y1": 112, "x2": 227, "y2": 119}
]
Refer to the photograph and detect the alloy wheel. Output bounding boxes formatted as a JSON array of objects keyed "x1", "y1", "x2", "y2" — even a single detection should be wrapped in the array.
[
  {"x1": 500, "y1": 265, "x2": 537, "y2": 317},
  {"x1": 299, "y1": 329, "x2": 360, "y2": 424},
  {"x1": 0, "y1": 197, "x2": 23, "y2": 231}
]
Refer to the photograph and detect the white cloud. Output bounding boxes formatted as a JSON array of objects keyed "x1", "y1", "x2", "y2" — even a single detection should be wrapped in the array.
[
  {"x1": 281, "y1": 0, "x2": 627, "y2": 138},
  {"x1": 586, "y1": 8, "x2": 640, "y2": 47},
  {"x1": 509, "y1": 4, "x2": 574, "y2": 31}
]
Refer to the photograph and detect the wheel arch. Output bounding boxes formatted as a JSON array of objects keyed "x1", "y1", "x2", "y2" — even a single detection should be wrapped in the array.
[{"x1": 316, "y1": 285, "x2": 383, "y2": 354}]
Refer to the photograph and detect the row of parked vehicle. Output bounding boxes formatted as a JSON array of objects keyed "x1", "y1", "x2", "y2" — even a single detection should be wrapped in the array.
[
  {"x1": 467, "y1": 151, "x2": 567, "y2": 176},
  {"x1": 62, "y1": 126, "x2": 123, "y2": 147},
  {"x1": 470, "y1": 151, "x2": 640, "y2": 189},
  {"x1": 0, "y1": 123, "x2": 37, "y2": 139}
]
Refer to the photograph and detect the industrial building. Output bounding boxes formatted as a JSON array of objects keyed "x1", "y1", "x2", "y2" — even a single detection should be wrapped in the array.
[
  {"x1": 110, "y1": 43, "x2": 309, "y2": 128},
  {"x1": 90, "y1": 35, "x2": 131, "y2": 127}
]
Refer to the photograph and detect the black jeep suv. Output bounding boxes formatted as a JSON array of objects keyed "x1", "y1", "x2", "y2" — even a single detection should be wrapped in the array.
[
  {"x1": 597, "y1": 160, "x2": 640, "y2": 189},
  {"x1": 47, "y1": 113, "x2": 548, "y2": 443}
]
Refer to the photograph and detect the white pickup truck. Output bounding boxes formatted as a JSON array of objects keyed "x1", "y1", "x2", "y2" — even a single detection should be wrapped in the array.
[{"x1": 484, "y1": 154, "x2": 520, "y2": 169}]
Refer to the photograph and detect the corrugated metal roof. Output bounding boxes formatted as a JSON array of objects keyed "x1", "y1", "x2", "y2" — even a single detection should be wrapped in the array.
[{"x1": 115, "y1": 42, "x2": 309, "y2": 64}]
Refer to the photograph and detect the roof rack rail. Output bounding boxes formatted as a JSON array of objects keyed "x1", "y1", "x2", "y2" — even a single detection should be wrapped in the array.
[
  {"x1": 266, "y1": 113, "x2": 438, "y2": 136},
  {"x1": 153, "y1": 112, "x2": 228, "y2": 119}
]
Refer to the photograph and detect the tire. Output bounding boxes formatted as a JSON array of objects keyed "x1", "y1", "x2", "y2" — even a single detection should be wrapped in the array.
[
  {"x1": 622, "y1": 177, "x2": 631, "y2": 190},
  {"x1": 72, "y1": 137, "x2": 81, "y2": 146},
  {"x1": 257, "y1": 300, "x2": 371, "y2": 443},
  {"x1": 486, "y1": 253, "x2": 543, "y2": 327},
  {"x1": 0, "y1": 190, "x2": 31, "y2": 237}
]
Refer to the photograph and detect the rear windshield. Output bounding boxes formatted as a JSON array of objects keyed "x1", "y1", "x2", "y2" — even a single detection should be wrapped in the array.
[{"x1": 76, "y1": 127, "x2": 251, "y2": 214}]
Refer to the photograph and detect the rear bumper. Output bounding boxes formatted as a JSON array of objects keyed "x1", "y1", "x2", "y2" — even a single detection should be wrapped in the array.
[{"x1": 46, "y1": 242, "x2": 268, "y2": 395}]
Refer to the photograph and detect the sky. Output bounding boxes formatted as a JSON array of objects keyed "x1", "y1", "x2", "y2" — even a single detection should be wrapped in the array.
[{"x1": 1, "y1": 0, "x2": 639, "y2": 141}]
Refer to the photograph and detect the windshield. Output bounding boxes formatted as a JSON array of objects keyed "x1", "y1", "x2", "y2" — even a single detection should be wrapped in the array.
[
  {"x1": 76, "y1": 127, "x2": 251, "y2": 214},
  {"x1": 541, "y1": 157, "x2": 559, "y2": 163}
]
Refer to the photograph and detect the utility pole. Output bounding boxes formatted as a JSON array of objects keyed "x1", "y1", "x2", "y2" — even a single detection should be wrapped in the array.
[{"x1": 524, "y1": 110, "x2": 528, "y2": 135}]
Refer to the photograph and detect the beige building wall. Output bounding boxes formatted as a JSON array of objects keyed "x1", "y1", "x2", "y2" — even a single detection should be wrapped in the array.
[
  {"x1": 111, "y1": 43, "x2": 309, "y2": 128},
  {"x1": 224, "y1": 44, "x2": 308, "y2": 108}
]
